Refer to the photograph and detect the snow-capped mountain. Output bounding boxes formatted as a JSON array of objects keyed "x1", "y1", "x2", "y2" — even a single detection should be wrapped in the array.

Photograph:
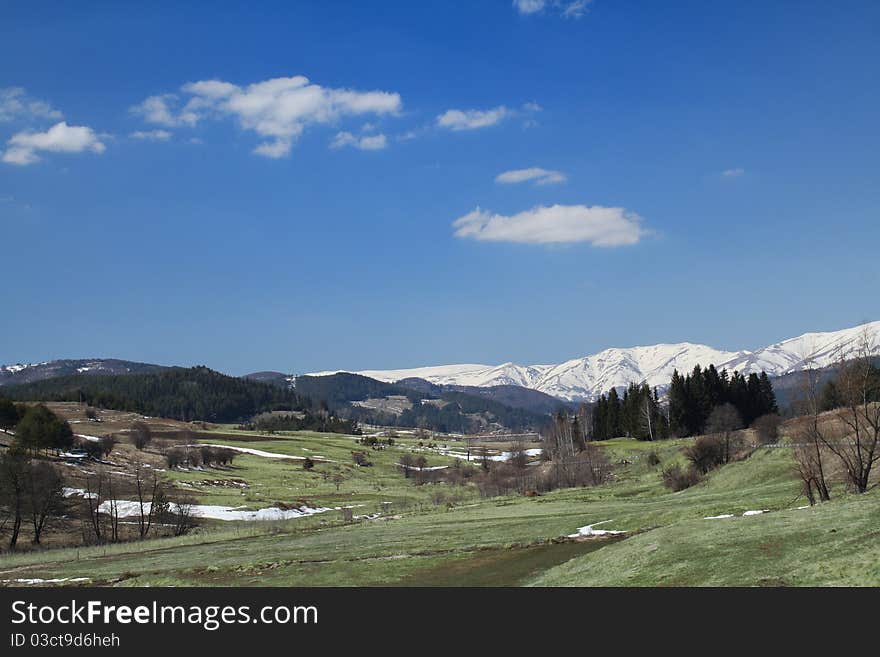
[{"x1": 308, "y1": 321, "x2": 880, "y2": 402}]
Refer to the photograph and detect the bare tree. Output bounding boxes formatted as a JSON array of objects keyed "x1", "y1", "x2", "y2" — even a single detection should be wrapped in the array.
[
  {"x1": 25, "y1": 462, "x2": 64, "y2": 544},
  {"x1": 508, "y1": 437, "x2": 528, "y2": 470},
  {"x1": 399, "y1": 453, "x2": 415, "y2": 478},
  {"x1": 99, "y1": 435, "x2": 118, "y2": 459},
  {"x1": 130, "y1": 421, "x2": 152, "y2": 450},
  {"x1": 792, "y1": 362, "x2": 831, "y2": 502},
  {"x1": 168, "y1": 497, "x2": 198, "y2": 536},
  {"x1": 104, "y1": 472, "x2": 121, "y2": 543},
  {"x1": 82, "y1": 471, "x2": 106, "y2": 544},
  {"x1": 820, "y1": 328, "x2": 880, "y2": 493},
  {"x1": 133, "y1": 459, "x2": 162, "y2": 540},
  {"x1": 640, "y1": 396, "x2": 655, "y2": 441},
  {"x1": 706, "y1": 403, "x2": 743, "y2": 464},
  {"x1": 0, "y1": 451, "x2": 27, "y2": 550},
  {"x1": 752, "y1": 414, "x2": 781, "y2": 445}
]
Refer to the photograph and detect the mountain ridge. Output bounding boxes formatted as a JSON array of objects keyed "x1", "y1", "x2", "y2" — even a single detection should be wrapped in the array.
[{"x1": 308, "y1": 320, "x2": 880, "y2": 402}]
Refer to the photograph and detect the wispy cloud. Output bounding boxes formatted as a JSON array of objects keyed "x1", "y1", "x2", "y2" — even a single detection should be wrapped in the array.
[
  {"x1": 495, "y1": 167, "x2": 566, "y2": 185},
  {"x1": 0, "y1": 87, "x2": 63, "y2": 123},
  {"x1": 721, "y1": 168, "x2": 745, "y2": 178},
  {"x1": 3, "y1": 121, "x2": 105, "y2": 165},
  {"x1": 513, "y1": 0, "x2": 593, "y2": 19},
  {"x1": 132, "y1": 75, "x2": 402, "y2": 158},
  {"x1": 130, "y1": 129, "x2": 172, "y2": 141},
  {"x1": 453, "y1": 204, "x2": 645, "y2": 246},
  {"x1": 330, "y1": 131, "x2": 388, "y2": 151},
  {"x1": 436, "y1": 106, "x2": 509, "y2": 131}
]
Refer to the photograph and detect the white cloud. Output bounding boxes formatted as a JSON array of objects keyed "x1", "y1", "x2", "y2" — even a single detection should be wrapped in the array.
[
  {"x1": 561, "y1": 0, "x2": 590, "y2": 18},
  {"x1": 513, "y1": 0, "x2": 546, "y2": 14},
  {"x1": 130, "y1": 129, "x2": 172, "y2": 141},
  {"x1": 3, "y1": 121, "x2": 105, "y2": 165},
  {"x1": 132, "y1": 75, "x2": 402, "y2": 158},
  {"x1": 0, "y1": 87, "x2": 63, "y2": 123},
  {"x1": 453, "y1": 204, "x2": 645, "y2": 246},
  {"x1": 436, "y1": 106, "x2": 509, "y2": 131},
  {"x1": 330, "y1": 131, "x2": 387, "y2": 151},
  {"x1": 721, "y1": 168, "x2": 745, "y2": 178},
  {"x1": 513, "y1": 0, "x2": 592, "y2": 18},
  {"x1": 130, "y1": 94, "x2": 198, "y2": 127},
  {"x1": 495, "y1": 167, "x2": 566, "y2": 185}
]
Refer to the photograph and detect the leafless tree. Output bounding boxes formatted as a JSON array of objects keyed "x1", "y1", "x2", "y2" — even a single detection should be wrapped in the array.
[
  {"x1": 640, "y1": 396, "x2": 655, "y2": 441},
  {"x1": 0, "y1": 451, "x2": 27, "y2": 550},
  {"x1": 104, "y1": 472, "x2": 121, "y2": 543},
  {"x1": 130, "y1": 421, "x2": 152, "y2": 450},
  {"x1": 398, "y1": 453, "x2": 415, "y2": 478},
  {"x1": 169, "y1": 497, "x2": 198, "y2": 536},
  {"x1": 752, "y1": 413, "x2": 781, "y2": 445},
  {"x1": 791, "y1": 362, "x2": 832, "y2": 502},
  {"x1": 99, "y1": 435, "x2": 118, "y2": 458},
  {"x1": 25, "y1": 462, "x2": 64, "y2": 544},
  {"x1": 507, "y1": 438, "x2": 529, "y2": 470},
  {"x1": 82, "y1": 471, "x2": 106, "y2": 544},
  {"x1": 707, "y1": 403, "x2": 743, "y2": 464},
  {"x1": 578, "y1": 443, "x2": 611, "y2": 485},
  {"x1": 819, "y1": 328, "x2": 880, "y2": 493},
  {"x1": 133, "y1": 459, "x2": 162, "y2": 540}
]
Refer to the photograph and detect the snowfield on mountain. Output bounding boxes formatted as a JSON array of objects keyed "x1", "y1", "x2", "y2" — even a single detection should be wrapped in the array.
[{"x1": 307, "y1": 320, "x2": 880, "y2": 401}]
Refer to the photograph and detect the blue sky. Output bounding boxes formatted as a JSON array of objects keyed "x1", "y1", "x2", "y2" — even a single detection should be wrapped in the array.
[{"x1": 2, "y1": 1, "x2": 879, "y2": 375}]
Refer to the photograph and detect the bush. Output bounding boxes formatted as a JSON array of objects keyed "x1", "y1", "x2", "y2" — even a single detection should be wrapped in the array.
[
  {"x1": 662, "y1": 464, "x2": 703, "y2": 491},
  {"x1": 752, "y1": 413, "x2": 781, "y2": 445},
  {"x1": 80, "y1": 440, "x2": 104, "y2": 460},
  {"x1": 646, "y1": 450, "x2": 661, "y2": 467},
  {"x1": 303, "y1": 457, "x2": 315, "y2": 470},
  {"x1": 130, "y1": 421, "x2": 152, "y2": 450},
  {"x1": 166, "y1": 447, "x2": 186, "y2": 468},
  {"x1": 685, "y1": 435, "x2": 726, "y2": 473},
  {"x1": 351, "y1": 451, "x2": 372, "y2": 467},
  {"x1": 99, "y1": 435, "x2": 118, "y2": 458}
]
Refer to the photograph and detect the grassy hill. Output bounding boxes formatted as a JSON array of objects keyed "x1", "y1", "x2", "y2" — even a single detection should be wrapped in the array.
[{"x1": 2, "y1": 415, "x2": 877, "y2": 586}]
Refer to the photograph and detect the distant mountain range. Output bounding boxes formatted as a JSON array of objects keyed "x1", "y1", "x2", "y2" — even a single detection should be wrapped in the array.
[
  {"x1": 4, "y1": 321, "x2": 877, "y2": 407},
  {"x1": 308, "y1": 321, "x2": 880, "y2": 402},
  {"x1": 0, "y1": 358, "x2": 167, "y2": 386}
]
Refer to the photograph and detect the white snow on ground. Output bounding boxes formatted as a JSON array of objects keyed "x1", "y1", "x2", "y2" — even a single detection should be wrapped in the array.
[
  {"x1": 97, "y1": 500, "x2": 335, "y2": 521},
  {"x1": 1, "y1": 578, "x2": 90, "y2": 585},
  {"x1": 75, "y1": 434, "x2": 101, "y2": 442},
  {"x1": 62, "y1": 487, "x2": 97, "y2": 499},
  {"x1": 397, "y1": 464, "x2": 449, "y2": 471},
  {"x1": 567, "y1": 520, "x2": 626, "y2": 538},
  {"x1": 704, "y1": 510, "x2": 771, "y2": 519},
  {"x1": 183, "y1": 444, "x2": 333, "y2": 462},
  {"x1": 61, "y1": 488, "x2": 338, "y2": 521}
]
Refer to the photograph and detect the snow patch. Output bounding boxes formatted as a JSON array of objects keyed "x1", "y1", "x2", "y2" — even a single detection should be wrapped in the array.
[{"x1": 567, "y1": 520, "x2": 625, "y2": 538}]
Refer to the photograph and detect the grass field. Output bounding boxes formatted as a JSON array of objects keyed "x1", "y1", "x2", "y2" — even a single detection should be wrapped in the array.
[{"x1": 2, "y1": 413, "x2": 878, "y2": 586}]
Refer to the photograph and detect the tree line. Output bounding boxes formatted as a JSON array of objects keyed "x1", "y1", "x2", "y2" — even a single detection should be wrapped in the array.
[{"x1": 2, "y1": 366, "x2": 343, "y2": 428}]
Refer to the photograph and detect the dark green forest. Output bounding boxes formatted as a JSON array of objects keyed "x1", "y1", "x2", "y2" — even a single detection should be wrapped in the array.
[{"x1": 2, "y1": 367, "x2": 310, "y2": 424}]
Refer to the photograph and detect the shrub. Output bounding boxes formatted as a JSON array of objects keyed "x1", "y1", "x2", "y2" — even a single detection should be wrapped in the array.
[
  {"x1": 752, "y1": 413, "x2": 781, "y2": 445},
  {"x1": 646, "y1": 450, "x2": 661, "y2": 467},
  {"x1": 662, "y1": 464, "x2": 703, "y2": 491},
  {"x1": 80, "y1": 440, "x2": 104, "y2": 460},
  {"x1": 303, "y1": 457, "x2": 315, "y2": 470},
  {"x1": 685, "y1": 435, "x2": 726, "y2": 473},
  {"x1": 166, "y1": 447, "x2": 186, "y2": 468},
  {"x1": 351, "y1": 451, "x2": 372, "y2": 467},
  {"x1": 130, "y1": 421, "x2": 152, "y2": 450},
  {"x1": 99, "y1": 435, "x2": 117, "y2": 458}
]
